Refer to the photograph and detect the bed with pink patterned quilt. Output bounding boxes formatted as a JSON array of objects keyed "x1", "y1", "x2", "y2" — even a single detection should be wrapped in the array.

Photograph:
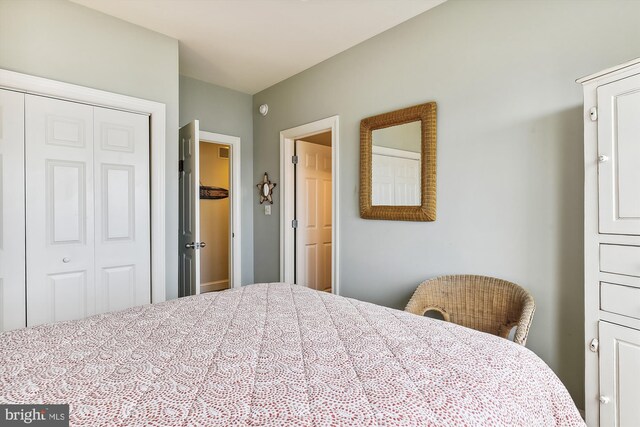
[{"x1": 0, "y1": 283, "x2": 583, "y2": 426}]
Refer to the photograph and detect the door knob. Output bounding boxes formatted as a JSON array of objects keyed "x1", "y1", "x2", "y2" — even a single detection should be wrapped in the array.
[
  {"x1": 62, "y1": 257, "x2": 71, "y2": 263},
  {"x1": 185, "y1": 242, "x2": 196, "y2": 249},
  {"x1": 199, "y1": 242, "x2": 206, "y2": 248},
  {"x1": 599, "y1": 395, "x2": 610, "y2": 405},
  {"x1": 598, "y1": 155, "x2": 609, "y2": 163}
]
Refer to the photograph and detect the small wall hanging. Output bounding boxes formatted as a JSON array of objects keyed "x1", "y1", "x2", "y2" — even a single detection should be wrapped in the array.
[{"x1": 257, "y1": 172, "x2": 276, "y2": 204}]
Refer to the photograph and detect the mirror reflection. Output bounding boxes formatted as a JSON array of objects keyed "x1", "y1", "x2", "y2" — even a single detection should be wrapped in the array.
[{"x1": 371, "y1": 120, "x2": 421, "y2": 206}]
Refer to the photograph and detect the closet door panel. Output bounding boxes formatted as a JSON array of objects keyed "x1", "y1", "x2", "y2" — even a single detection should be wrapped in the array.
[
  {"x1": 94, "y1": 107, "x2": 150, "y2": 313},
  {"x1": 0, "y1": 89, "x2": 25, "y2": 331},
  {"x1": 25, "y1": 95, "x2": 95, "y2": 326}
]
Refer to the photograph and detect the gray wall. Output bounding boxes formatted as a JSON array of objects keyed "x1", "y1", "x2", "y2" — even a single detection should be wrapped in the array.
[
  {"x1": 253, "y1": 0, "x2": 640, "y2": 407},
  {"x1": 180, "y1": 76, "x2": 255, "y2": 285},
  {"x1": 0, "y1": 0, "x2": 180, "y2": 299}
]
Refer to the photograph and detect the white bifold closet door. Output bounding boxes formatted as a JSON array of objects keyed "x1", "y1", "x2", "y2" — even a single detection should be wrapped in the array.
[
  {"x1": 0, "y1": 89, "x2": 25, "y2": 332},
  {"x1": 93, "y1": 107, "x2": 150, "y2": 314},
  {"x1": 25, "y1": 95, "x2": 150, "y2": 327}
]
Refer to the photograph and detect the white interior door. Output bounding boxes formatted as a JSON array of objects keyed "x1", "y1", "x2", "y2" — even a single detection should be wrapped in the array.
[
  {"x1": 0, "y1": 89, "x2": 25, "y2": 331},
  {"x1": 179, "y1": 120, "x2": 200, "y2": 297},
  {"x1": 295, "y1": 140, "x2": 332, "y2": 291},
  {"x1": 598, "y1": 74, "x2": 640, "y2": 234},
  {"x1": 599, "y1": 321, "x2": 640, "y2": 427},
  {"x1": 94, "y1": 107, "x2": 150, "y2": 313},
  {"x1": 25, "y1": 95, "x2": 96, "y2": 326}
]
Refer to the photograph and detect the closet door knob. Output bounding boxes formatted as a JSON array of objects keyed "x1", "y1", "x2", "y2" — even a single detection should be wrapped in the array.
[
  {"x1": 199, "y1": 242, "x2": 206, "y2": 248},
  {"x1": 185, "y1": 242, "x2": 196, "y2": 249},
  {"x1": 599, "y1": 395, "x2": 610, "y2": 405},
  {"x1": 598, "y1": 155, "x2": 609, "y2": 163},
  {"x1": 62, "y1": 257, "x2": 71, "y2": 263}
]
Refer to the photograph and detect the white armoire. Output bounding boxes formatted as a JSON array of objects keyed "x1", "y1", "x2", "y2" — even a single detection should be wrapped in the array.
[
  {"x1": 579, "y1": 58, "x2": 640, "y2": 427},
  {"x1": 0, "y1": 85, "x2": 151, "y2": 332}
]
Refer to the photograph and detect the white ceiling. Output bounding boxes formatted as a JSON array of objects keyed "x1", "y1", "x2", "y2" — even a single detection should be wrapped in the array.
[{"x1": 71, "y1": 0, "x2": 446, "y2": 94}]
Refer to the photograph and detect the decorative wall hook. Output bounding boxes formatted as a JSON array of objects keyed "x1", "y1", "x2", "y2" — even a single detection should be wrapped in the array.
[{"x1": 257, "y1": 172, "x2": 276, "y2": 204}]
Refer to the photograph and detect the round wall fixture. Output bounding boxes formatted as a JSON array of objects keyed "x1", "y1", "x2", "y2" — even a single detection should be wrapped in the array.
[{"x1": 259, "y1": 104, "x2": 269, "y2": 116}]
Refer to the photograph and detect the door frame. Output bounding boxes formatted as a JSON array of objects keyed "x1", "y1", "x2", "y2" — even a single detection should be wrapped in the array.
[
  {"x1": 199, "y1": 131, "x2": 242, "y2": 289},
  {"x1": 0, "y1": 68, "x2": 167, "y2": 303},
  {"x1": 280, "y1": 116, "x2": 340, "y2": 294}
]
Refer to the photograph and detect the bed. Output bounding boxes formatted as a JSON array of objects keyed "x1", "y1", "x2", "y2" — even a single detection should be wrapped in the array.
[{"x1": 0, "y1": 283, "x2": 584, "y2": 426}]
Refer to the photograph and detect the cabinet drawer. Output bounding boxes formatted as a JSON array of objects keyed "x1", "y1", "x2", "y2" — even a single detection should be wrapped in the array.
[
  {"x1": 600, "y1": 244, "x2": 640, "y2": 277},
  {"x1": 601, "y1": 282, "x2": 640, "y2": 320}
]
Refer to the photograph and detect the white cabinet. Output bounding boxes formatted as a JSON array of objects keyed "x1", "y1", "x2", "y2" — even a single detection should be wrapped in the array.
[
  {"x1": 579, "y1": 59, "x2": 640, "y2": 427},
  {"x1": 599, "y1": 322, "x2": 640, "y2": 427},
  {"x1": 0, "y1": 90, "x2": 151, "y2": 330}
]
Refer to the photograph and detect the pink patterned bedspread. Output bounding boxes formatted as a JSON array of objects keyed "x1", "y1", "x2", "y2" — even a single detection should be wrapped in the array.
[{"x1": 0, "y1": 283, "x2": 584, "y2": 426}]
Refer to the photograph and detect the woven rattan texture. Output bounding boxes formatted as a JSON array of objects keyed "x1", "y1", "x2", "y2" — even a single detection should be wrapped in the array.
[{"x1": 405, "y1": 275, "x2": 536, "y2": 346}]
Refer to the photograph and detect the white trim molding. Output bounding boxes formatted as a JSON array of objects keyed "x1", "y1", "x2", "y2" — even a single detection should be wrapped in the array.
[
  {"x1": 199, "y1": 130, "x2": 242, "y2": 289},
  {"x1": 279, "y1": 116, "x2": 340, "y2": 295},
  {"x1": 0, "y1": 68, "x2": 167, "y2": 304}
]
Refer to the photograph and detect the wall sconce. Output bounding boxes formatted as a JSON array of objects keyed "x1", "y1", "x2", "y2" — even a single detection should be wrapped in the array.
[{"x1": 257, "y1": 172, "x2": 276, "y2": 204}]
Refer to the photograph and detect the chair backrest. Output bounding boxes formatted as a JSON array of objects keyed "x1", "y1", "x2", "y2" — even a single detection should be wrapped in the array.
[{"x1": 405, "y1": 275, "x2": 535, "y2": 345}]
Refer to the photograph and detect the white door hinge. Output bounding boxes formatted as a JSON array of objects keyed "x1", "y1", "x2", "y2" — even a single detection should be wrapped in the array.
[
  {"x1": 589, "y1": 107, "x2": 598, "y2": 121},
  {"x1": 292, "y1": 155, "x2": 299, "y2": 164},
  {"x1": 589, "y1": 338, "x2": 599, "y2": 353}
]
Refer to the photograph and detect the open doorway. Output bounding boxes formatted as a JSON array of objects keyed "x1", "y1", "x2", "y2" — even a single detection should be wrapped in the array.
[
  {"x1": 280, "y1": 116, "x2": 340, "y2": 294},
  {"x1": 199, "y1": 140, "x2": 231, "y2": 293},
  {"x1": 178, "y1": 121, "x2": 241, "y2": 297}
]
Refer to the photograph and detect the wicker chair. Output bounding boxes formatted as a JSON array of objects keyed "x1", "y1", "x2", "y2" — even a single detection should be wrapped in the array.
[{"x1": 405, "y1": 275, "x2": 535, "y2": 346}]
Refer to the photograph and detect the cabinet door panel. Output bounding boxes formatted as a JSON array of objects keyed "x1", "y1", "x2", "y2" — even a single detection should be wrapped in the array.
[
  {"x1": 0, "y1": 89, "x2": 25, "y2": 331},
  {"x1": 598, "y1": 74, "x2": 640, "y2": 234},
  {"x1": 599, "y1": 321, "x2": 640, "y2": 427}
]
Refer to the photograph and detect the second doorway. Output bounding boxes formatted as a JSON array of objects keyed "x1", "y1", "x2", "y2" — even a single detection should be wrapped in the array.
[
  {"x1": 295, "y1": 132, "x2": 333, "y2": 293},
  {"x1": 199, "y1": 140, "x2": 231, "y2": 292}
]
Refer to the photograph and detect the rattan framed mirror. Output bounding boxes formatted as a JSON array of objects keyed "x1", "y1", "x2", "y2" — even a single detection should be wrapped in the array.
[{"x1": 360, "y1": 102, "x2": 437, "y2": 221}]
